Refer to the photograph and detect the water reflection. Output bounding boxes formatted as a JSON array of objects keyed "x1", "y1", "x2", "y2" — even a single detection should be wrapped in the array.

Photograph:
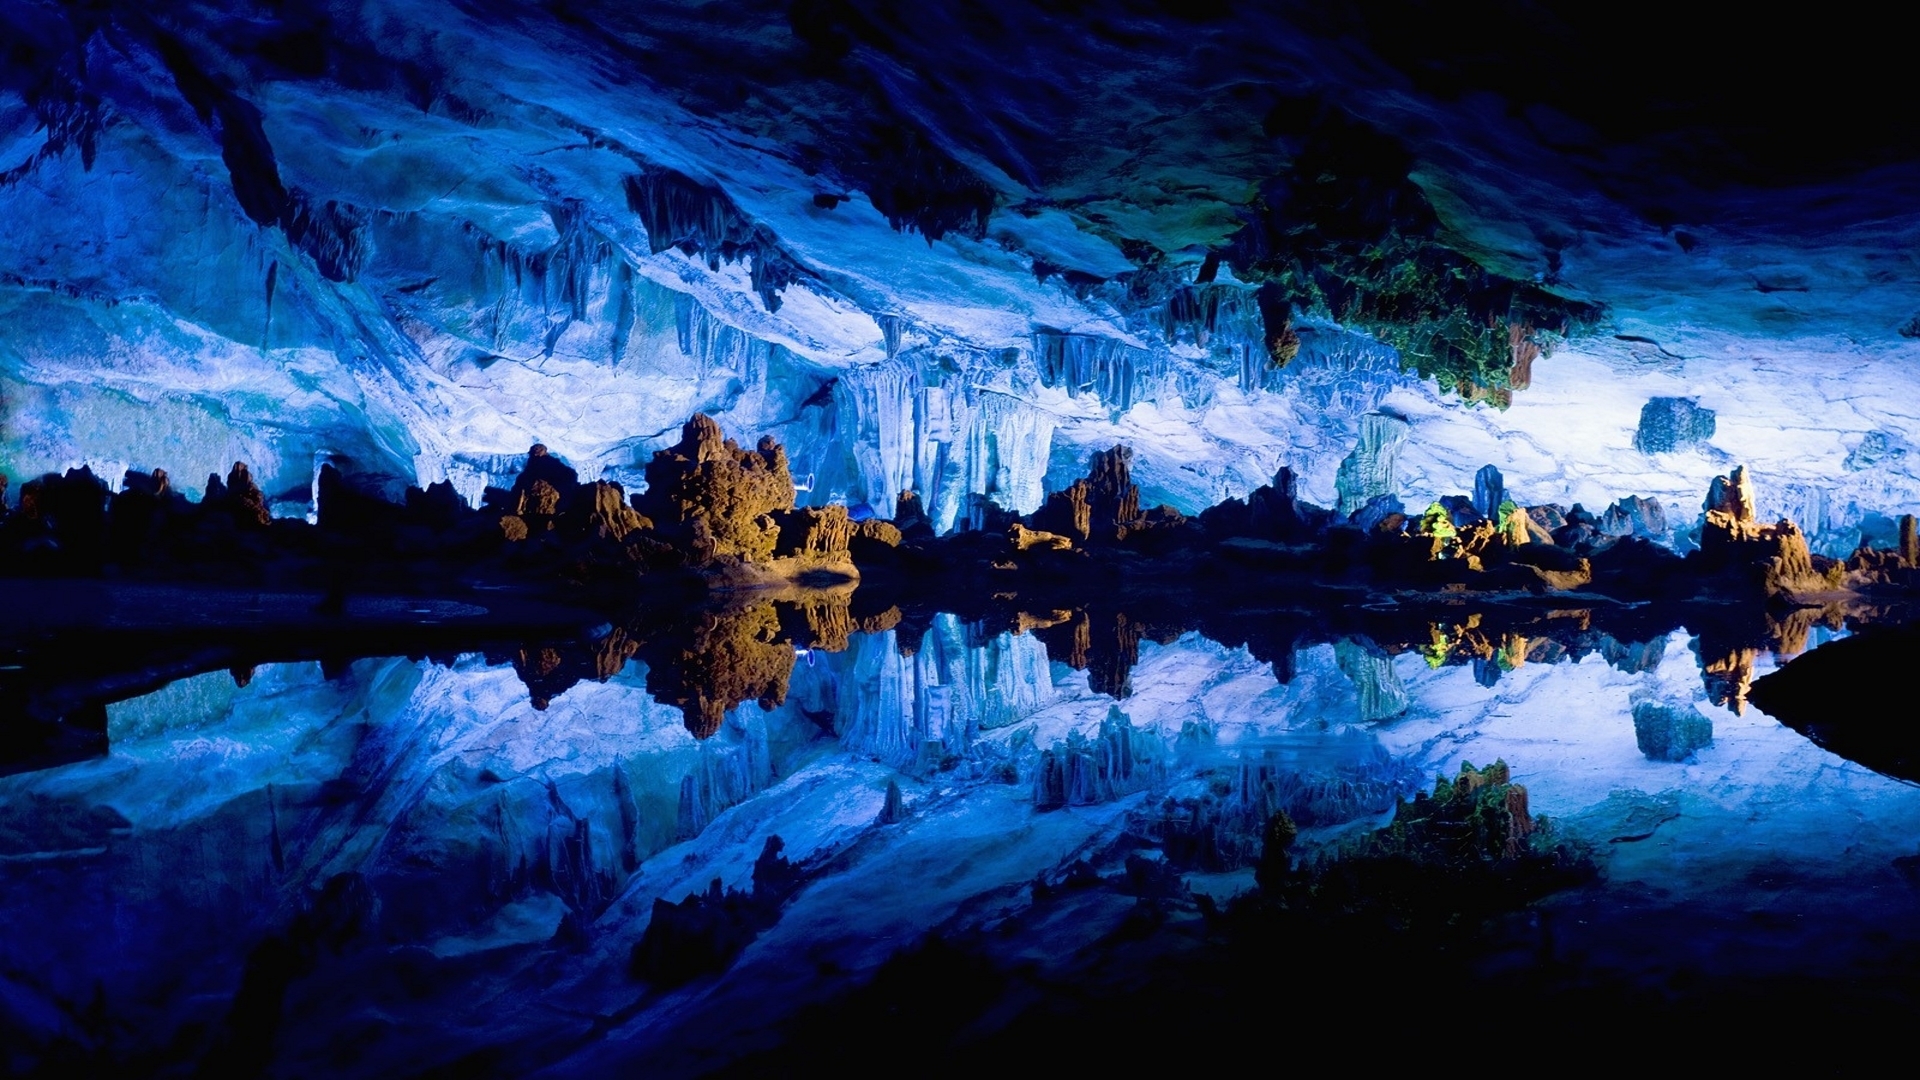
[{"x1": 0, "y1": 599, "x2": 1914, "y2": 1072}]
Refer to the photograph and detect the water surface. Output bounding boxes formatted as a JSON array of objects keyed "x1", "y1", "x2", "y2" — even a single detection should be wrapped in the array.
[{"x1": 3, "y1": 611, "x2": 1915, "y2": 1072}]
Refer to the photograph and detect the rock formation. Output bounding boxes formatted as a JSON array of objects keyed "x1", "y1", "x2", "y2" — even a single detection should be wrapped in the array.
[
  {"x1": 1634, "y1": 397, "x2": 1717, "y2": 453},
  {"x1": 1200, "y1": 465, "x2": 1328, "y2": 541},
  {"x1": 1632, "y1": 701, "x2": 1713, "y2": 762},
  {"x1": 1034, "y1": 609, "x2": 1149, "y2": 698},
  {"x1": 876, "y1": 780, "x2": 906, "y2": 825},
  {"x1": 1471, "y1": 464, "x2": 1505, "y2": 521},
  {"x1": 771, "y1": 505, "x2": 854, "y2": 560},
  {"x1": 629, "y1": 835, "x2": 802, "y2": 987},
  {"x1": 570, "y1": 481, "x2": 652, "y2": 543},
  {"x1": 891, "y1": 492, "x2": 935, "y2": 542},
  {"x1": 1028, "y1": 445, "x2": 1184, "y2": 548},
  {"x1": 1698, "y1": 645, "x2": 1756, "y2": 714},
  {"x1": 1698, "y1": 466, "x2": 1822, "y2": 595},
  {"x1": 1335, "y1": 412, "x2": 1411, "y2": 517},
  {"x1": 1600, "y1": 495, "x2": 1667, "y2": 540},
  {"x1": 223, "y1": 462, "x2": 272, "y2": 528},
  {"x1": 1032, "y1": 705, "x2": 1167, "y2": 810},
  {"x1": 640, "y1": 603, "x2": 797, "y2": 738},
  {"x1": 635, "y1": 415, "x2": 796, "y2": 565},
  {"x1": 1008, "y1": 523, "x2": 1073, "y2": 552}
]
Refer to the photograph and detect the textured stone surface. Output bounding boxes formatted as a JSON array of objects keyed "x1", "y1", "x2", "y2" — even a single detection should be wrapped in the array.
[
  {"x1": 636, "y1": 415, "x2": 795, "y2": 564},
  {"x1": 1336, "y1": 413, "x2": 1412, "y2": 517},
  {"x1": 1633, "y1": 397, "x2": 1717, "y2": 453}
]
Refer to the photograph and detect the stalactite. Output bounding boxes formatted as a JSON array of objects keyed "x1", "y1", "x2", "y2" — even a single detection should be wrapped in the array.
[{"x1": 1032, "y1": 329, "x2": 1164, "y2": 411}]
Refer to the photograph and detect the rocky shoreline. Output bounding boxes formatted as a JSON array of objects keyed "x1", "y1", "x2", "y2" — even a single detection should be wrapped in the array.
[{"x1": 5, "y1": 412, "x2": 1916, "y2": 770}]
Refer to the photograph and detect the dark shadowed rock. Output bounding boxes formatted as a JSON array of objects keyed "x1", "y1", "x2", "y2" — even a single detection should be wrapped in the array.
[
  {"x1": 225, "y1": 462, "x2": 271, "y2": 527},
  {"x1": 891, "y1": 491, "x2": 935, "y2": 541},
  {"x1": 512, "y1": 444, "x2": 580, "y2": 502},
  {"x1": 629, "y1": 835, "x2": 803, "y2": 987},
  {"x1": 1349, "y1": 493, "x2": 1405, "y2": 535},
  {"x1": 1750, "y1": 626, "x2": 1920, "y2": 782},
  {"x1": 403, "y1": 479, "x2": 467, "y2": 531},
  {"x1": 570, "y1": 480, "x2": 650, "y2": 542},
  {"x1": 1472, "y1": 464, "x2": 1504, "y2": 520},
  {"x1": 316, "y1": 464, "x2": 405, "y2": 534},
  {"x1": 877, "y1": 779, "x2": 906, "y2": 825}
]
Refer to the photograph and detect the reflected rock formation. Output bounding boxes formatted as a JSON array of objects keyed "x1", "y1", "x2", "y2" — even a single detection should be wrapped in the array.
[{"x1": 640, "y1": 604, "x2": 798, "y2": 740}]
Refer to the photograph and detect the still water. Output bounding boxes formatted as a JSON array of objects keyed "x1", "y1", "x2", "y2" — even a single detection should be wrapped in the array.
[{"x1": 3, "y1": 611, "x2": 1917, "y2": 1072}]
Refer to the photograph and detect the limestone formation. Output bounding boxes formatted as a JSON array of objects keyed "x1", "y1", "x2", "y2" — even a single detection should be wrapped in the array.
[
  {"x1": 1632, "y1": 701, "x2": 1713, "y2": 762},
  {"x1": 404, "y1": 479, "x2": 468, "y2": 531},
  {"x1": 1034, "y1": 609, "x2": 1145, "y2": 698},
  {"x1": 1699, "y1": 466, "x2": 1821, "y2": 594},
  {"x1": 1414, "y1": 501, "x2": 1457, "y2": 550},
  {"x1": 635, "y1": 414, "x2": 795, "y2": 564},
  {"x1": 1497, "y1": 499, "x2": 1529, "y2": 547},
  {"x1": 891, "y1": 491, "x2": 934, "y2": 541},
  {"x1": 848, "y1": 517, "x2": 904, "y2": 565},
  {"x1": 1247, "y1": 466, "x2": 1309, "y2": 537},
  {"x1": 1335, "y1": 412, "x2": 1411, "y2": 516},
  {"x1": 1507, "y1": 323, "x2": 1540, "y2": 390},
  {"x1": 224, "y1": 462, "x2": 271, "y2": 527},
  {"x1": 1084, "y1": 445, "x2": 1142, "y2": 538},
  {"x1": 876, "y1": 779, "x2": 906, "y2": 825},
  {"x1": 517, "y1": 479, "x2": 562, "y2": 523},
  {"x1": 1449, "y1": 760, "x2": 1536, "y2": 859},
  {"x1": 777, "y1": 593, "x2": 857, "y2": 651},
  {"x1": 1030, "y1": 445, "x2": 1149, "y2": 544},
  {"x1": 1201, "y1": 465, "x2": 1327, "y2": 540},
  {"x1": 573, "y1": 480, "x2": 650, "y2": 542},
  {"x1": 1348, "y1": 493, "x2": 1405, "y2": 534},
  {"x1": 1032, "y1": 481, "x2": 1092, "y2": 543},
  {"x1": 1334, "y1": 640, "x2": 1411, "y2": 722},
  {"x1": 1600, "y1": 495, "x2": 1667, "y2": 539},
  {"x1": 1033, "y1": 706, "x2": 1166, "y2": 809},
  {"x1": 513, "y1": 444, "x2": 581, "y2": 502},
  {"x1": 1634, "y1": 397, "x2": 1717, "y2": 453},
  {"x1": 1704, "y1": 465, "x2": 1758, "y2": 524},
  {"x1": 641, "y1": 603, "x2": 796, "y2": 738},
  {"x1": 771, "y1": 505, "x2": 854, "y2": 559},
  {"x1": 628, "y1": 835, "x2": 801, "y2": 988},
  {"x1": 16, "y1": 467, "x2": 112, "y2": 563},
  {"x1": 854, "y1": 518, "x2": 902, "y2": 547},
  {"x1": 1471, "y1": 464, "x2": 1505, "y2": 521},
  {"x1": 1008, "y1": 523, "x2": 1072, "y2": 551},
  {"x1": 1699, "y1": 646, "x2": 1756, "y2": 714}
]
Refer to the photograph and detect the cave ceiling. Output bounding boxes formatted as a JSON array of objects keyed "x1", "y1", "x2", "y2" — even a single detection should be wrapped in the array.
[{"x1": 2, "y1": 0, "x2": 1917, "y2": 523}]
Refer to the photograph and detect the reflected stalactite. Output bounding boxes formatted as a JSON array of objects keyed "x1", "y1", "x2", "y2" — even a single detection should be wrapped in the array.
[{"x1": 1334, "y1": 639, "x2": 1411, "y2": 721}]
